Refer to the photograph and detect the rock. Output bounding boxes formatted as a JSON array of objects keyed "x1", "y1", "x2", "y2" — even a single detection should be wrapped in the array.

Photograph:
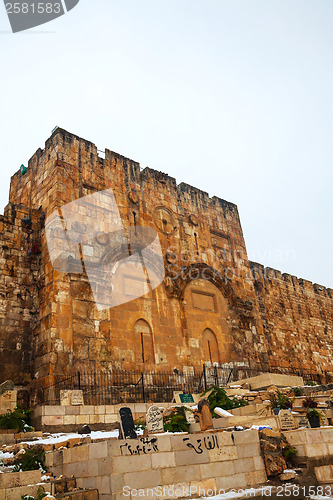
[
  {"x1": 260, "y1": 428, "x2": 281, "y2": 439},
  {"x1": 262, "y1": 441, "x2": 278, "y2": 452},
  {"x1": 78, "y1": 424, "x2": 91, "y2": 434},
  {"x1": 264, "y1": 454, "x2": 287, "y2": 477},
  {"x1": 280, "y1": 472, "x2": 296, "y2": 481}
]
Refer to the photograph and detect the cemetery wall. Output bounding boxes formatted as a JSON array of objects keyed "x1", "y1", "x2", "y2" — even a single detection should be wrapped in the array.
[
  {"x1": 46, "y1": 429, "x2": 267, "y2": 499},
  {"x1": 250, "y1": 263, "x2": 333, "y2": 382},
  {"x1": 0, "y1": 128, "x2": 332, "y2": 396}
]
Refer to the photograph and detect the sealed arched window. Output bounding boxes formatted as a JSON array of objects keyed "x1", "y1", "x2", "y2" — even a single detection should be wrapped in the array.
[
  {"x1": 134, "y1": 319, "x2": 155, "y2": 364},
  {"x1": 203, "y1": 328, "x2": 220, "y2": 365}
]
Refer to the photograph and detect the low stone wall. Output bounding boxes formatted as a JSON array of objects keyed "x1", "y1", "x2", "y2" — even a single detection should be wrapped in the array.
[
  {"x1": 46, "y1": 429, "x2": 267, "y2": 500},
  {"x1": 32, "y1": 403, "x2": 172, "y2": 432},
  {"x1": 0, "y1": 470, "x2": 51, "y2": 499},
  {"x1": 284, "y1": 427, "x2": 333, "y2": 458}
]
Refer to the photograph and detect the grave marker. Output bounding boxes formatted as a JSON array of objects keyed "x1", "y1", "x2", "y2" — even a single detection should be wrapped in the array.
[
  {"x1": 278, "y1": 409, "x2": 296, "y2": 430},
  {"x1": 146, "y1": 406, "x2": 164, "y2": 434},
  {"x1": 198, "y1": 399, "x2": 213, "y2": 431},
  {"x1": 119, "y1": 407, "x2": 138, "y2": 439}
]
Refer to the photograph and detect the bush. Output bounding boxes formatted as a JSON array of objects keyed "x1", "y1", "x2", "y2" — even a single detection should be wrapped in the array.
[
  {"x1": 14, "y1": 446, "x2": 46, "y2": 473},
  {"x1": 0, "y1": 406, "x2": 33, "y2": 432},
  {"x1": 163, "y1": 406, "x2": 190, "y2": 433},
  {"x1": 302, "y1": 397, "x2": 318, "y2": 409},
  {"x1": 305, "y1": 381, "x2": 316, "y2": 386},
  {"x1": 201, "y1": 386, "x2": 248, "y2": 417},
  {"x1": 134, "y1": 418, "x2": 146, "y2": 431},
  {"x1": 293, "y1": 387, "x2": 302, "y2": 396},
  {"x1": 282, "y1": 445, "x2": 298, "y2": 466},
  {"x1": 21, "y1": 486, "x2": 49, "y2": 500},
  {"x1": 268, "y1": 390, "x2": 292, "y2": 410}
]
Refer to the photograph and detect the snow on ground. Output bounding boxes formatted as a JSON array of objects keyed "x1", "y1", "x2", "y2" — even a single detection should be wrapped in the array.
[
  {"x1": 193, "y1": 487, "x2": 272, "y2": 499},
  {"x1": 0, "y1": 451, "x2": 14, "y2": 460},
  {"x1": 17, "y1": 429, "x2": 120, "y2": 447}
]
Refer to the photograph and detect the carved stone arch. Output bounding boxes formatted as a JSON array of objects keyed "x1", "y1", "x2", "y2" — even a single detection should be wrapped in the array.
[
  {"x1": 134, "y1": 319, "x2": 155, "y2": 364},
  {"x1": 165, "y1": 262, "x2": 245, "y2": 308}
]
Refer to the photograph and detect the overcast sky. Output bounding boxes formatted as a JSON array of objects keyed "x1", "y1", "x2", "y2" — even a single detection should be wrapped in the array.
[{"x1": 0, "y1": 0, "x2": 332, "y2": 288}]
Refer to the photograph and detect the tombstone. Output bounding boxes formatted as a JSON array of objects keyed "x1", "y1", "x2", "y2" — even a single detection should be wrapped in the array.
[
  {"x1": 172, "y1": 391, "x2": 183, "y2": 403},
  {"x1": 197, "y1": 399, "x2": 213, "y2": 431},
  {"x1": 295, "y1": 414, "x2": 310, "y2": 429},
  {"x1": 179, "y1": 393, "x2": 195, "y2": 404},
  {"x1": 184, "y1": 408, "x2": 196, "y2": 424},
  {"x1": 60, "y1": 390, "x2": 84, "y2": 406},
  {"x1": 146, "y1": 406, "x2": 164, "y2": 434},
  {"x1": 71, "y1": 390, "x2": 84, "y2": 406},
  {"x1": 119, "y1": 407, "x2": 138, "y2": 439},
  {"x1": 60, "y1": 390, "x2": 72, "y2": 406},
  {"x1": 278, "y1": 409, "x2": 296, "y2": 431}
]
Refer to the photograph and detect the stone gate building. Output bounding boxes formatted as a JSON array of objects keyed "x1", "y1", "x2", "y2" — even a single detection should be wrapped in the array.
[{"x1": 0, "y1": 128, "x2": 332, "y2": 399}]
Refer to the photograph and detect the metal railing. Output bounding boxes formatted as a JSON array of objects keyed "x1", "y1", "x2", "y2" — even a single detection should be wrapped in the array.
[{"x1": 41, "y1": 364, "x2": 331, "y2": 405}]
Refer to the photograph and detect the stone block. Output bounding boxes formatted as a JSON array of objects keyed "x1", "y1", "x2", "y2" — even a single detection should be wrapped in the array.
[
  {"x1": 200, "y1": 461, "x2": 234, "y2": 479},
  {"x1": 64, "y1": 415, "x2": 76, "y2": 425},
  {"x1": 0, "y1": 470, "x2": 41, "y2": 489},
  {"x1": 232, "y1": 429, "x2": 259, "y2": 445},
  {"x1": 110, "y1": 473, "x2": 124, "y2": 493},
  {"x1": 215, "y1": 472, "x2": 247, "y2": 491},
  {"x1": 208, "y1": 445, "x2": 238, "y2": 462},
  {"x1": 315, "y1": 465, "x2": 333, "y2": 484},
  {"x1": 96, "y1": 475, "x2": 111, "y2": 495},
  {"x1": 189, "y1": 478, "x2": 216, "y2": 496},
  {"x1": 105, "y1": 414, "x2": 118, "y2": 424},
  {"x1": 253, "y1": 456, "x2": 266, "y2": 471},
  {"x1": 161, "y1": 465, "x2": 201, "y2": 485},
  {"x1": 44, "y1": 405, "x2": 65, "y2": 416},
  {"x1": 245, "y1": 469, "x2": 267, "y2": 486},
  {"x1": 233, "y1": 457, "x2": 255, "y2": 474},
  {"x1": 70, "y1": 444, "x2": 89, "y2": 462},
  {"x1": 89, "y1": 441, "x2": 108, "y2": 460},
  {"x1": 112, "y1": 454, "x2": 152, "y2": 474},
  {"x1": 105, "y1": 405, "x2": 115, "y2": 414},
  {"x1": 175, "y1": 449, "x2": 209, "y2": 466},
  {"x1": 94, "y1": 406, "x2": 106, "y2": 415},
  {"x1": 79, "y1": 406, "x2": 94, "y2": 415},
  {"x1": 43, "y1": 415, "x2": 64, "y2": 426},
  {"x1": 237, "y1": 443, "x2": 261, "y2": 458},
  {"x1": 304, "y1": 443, "x2": 328, "y2": 457},
  {"x1": 151, "y1": 451, "x2": 176, "y2": 468},
  {"x1": 124, "y1": 469, "x2": 162, "y2": 489}
]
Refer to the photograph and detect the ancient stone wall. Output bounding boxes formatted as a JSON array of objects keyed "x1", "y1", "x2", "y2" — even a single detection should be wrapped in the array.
[
  {"x1": 0, "y1": 202, "x2": 42, "y2": 385},
  {"x1": 250, "y1": 262, "x2": 333, "y2": 382},
  {"x1": 0, "y1": 128, "x2": 332, "y2": 396}
]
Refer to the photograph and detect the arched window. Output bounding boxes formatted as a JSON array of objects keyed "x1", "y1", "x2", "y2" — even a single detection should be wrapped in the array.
[
  {"x1": 134, "y1": 319, "x2": 154, "y2": 364},
  {"x1": 203, "y1": 328, "x2": 220, "y2": 365}
]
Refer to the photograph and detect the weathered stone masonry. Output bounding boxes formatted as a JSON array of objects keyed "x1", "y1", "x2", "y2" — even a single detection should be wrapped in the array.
[{"x1": 0, "y1": 128, "x2": 332, "y2": 396}]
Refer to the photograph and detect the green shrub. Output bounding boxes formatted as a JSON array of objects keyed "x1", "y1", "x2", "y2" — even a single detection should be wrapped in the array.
[
  {"x1": 134, "y1": 418, "x2": 146, "y2": 431},
  {"x1": 293, "y1": 387, "x2": 302, "y2": 396},
  {"x1": 0, "y1": 406, "x2": 32, "y2": 432},
  {"x1": 305, "y1": 380, "x2": 316, "y2": 386},
  {"x1": 163, "y1": 406, "x2": 190, "y2": 433},
  {"x1": 21, "y1": 486, "x2": 48, "y2": 500},
  {"x1": 268, "y1": 390, "x2": 292, "y2": 410},
  {"x1": 14, "y1": 446, "x2": 46, "y2": 473},
  {"x1": 201, "y1": 386, "x2": 248, "y2": 417},
  {"x1": 282, "y1": 445, "x2": 298, "y2": 466}
]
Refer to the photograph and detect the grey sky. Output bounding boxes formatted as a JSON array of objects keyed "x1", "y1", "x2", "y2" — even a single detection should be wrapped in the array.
[{"x1": 0, "y1": 0, "x2": 332, "y2": 287}]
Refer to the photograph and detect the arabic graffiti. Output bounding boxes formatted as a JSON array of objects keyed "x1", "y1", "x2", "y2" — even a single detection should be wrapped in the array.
[
  {"x1": 183, "y1": 434, "x2": 220, "y2": 454},
  {"x1": 120, "y1": 437, "x2": 159, "y2": 456}
]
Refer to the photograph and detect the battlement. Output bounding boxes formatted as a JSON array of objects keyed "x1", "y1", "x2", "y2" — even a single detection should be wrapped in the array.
[
  {"x1": 250, "y1": 261, "x2": 333, "y2": 297},
  {"x1": 9, "y1": 128, "x2": 238, "y2": 215}
]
